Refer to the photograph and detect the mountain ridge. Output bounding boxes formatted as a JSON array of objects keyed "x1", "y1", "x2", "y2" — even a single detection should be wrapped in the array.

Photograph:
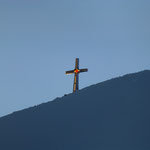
[{"x1": 1, "y1": 69, "x2": 149, "y2": 120}]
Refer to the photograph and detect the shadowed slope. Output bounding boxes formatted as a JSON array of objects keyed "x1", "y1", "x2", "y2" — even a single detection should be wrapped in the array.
[{"x1": 0, "y1": 70, "x2": 150, "y2": 150}]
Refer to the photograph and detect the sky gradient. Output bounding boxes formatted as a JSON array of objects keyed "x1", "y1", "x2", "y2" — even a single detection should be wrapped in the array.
[{"x1": 0, "y1": 0, "x2": 150, "y2": 117}]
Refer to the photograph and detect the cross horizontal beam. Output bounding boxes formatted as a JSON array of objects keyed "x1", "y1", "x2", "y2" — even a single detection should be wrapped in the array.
[{"x1": 65, "y1": 68, "x2": 88, "y2": 74}]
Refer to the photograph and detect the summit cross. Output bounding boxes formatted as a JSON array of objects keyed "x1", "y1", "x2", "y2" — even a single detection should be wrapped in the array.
[{"x1": 65, "y1": 58, "x2": 88, "y2": 93}]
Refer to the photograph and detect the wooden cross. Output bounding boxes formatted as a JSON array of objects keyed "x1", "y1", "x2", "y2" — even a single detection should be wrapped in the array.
[{"x1": 66, "y1": 58, "x2": 88, "y2": 93}]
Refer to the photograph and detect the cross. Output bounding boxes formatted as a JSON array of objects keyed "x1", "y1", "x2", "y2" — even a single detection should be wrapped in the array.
[{"x1": 65, "y1": 58, "x2": 88, "y2": 93}]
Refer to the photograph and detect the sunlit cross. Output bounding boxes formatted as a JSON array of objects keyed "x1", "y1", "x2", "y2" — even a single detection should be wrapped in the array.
[{"x1": 65, "y1": 58, "x2": 88, "y2": 93}]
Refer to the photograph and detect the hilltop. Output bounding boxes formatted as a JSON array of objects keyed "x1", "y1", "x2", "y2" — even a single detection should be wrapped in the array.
[{"x1": 0, "y1": 70, "x2": 150, "y2": 150}]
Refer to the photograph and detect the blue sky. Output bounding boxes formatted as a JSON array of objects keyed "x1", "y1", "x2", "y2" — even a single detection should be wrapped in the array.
[{"x1": 0, "y1": 0, "x2": 150, "y2": 117}]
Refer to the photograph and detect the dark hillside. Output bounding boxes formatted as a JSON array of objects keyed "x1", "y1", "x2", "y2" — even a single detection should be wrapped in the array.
[{"x1": 0, "y1": 70, "x2": 150, "y2": 150}]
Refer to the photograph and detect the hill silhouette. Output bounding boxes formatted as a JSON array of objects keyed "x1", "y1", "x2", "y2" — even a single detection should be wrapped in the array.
[{"x1": 0, "y1": 70, "x2": 150, "y2": 150}]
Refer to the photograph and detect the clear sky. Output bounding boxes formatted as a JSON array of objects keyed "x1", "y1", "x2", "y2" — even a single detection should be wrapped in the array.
[{"x1": 0, "y1": 0, "x2": 150, "y2": 117}]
